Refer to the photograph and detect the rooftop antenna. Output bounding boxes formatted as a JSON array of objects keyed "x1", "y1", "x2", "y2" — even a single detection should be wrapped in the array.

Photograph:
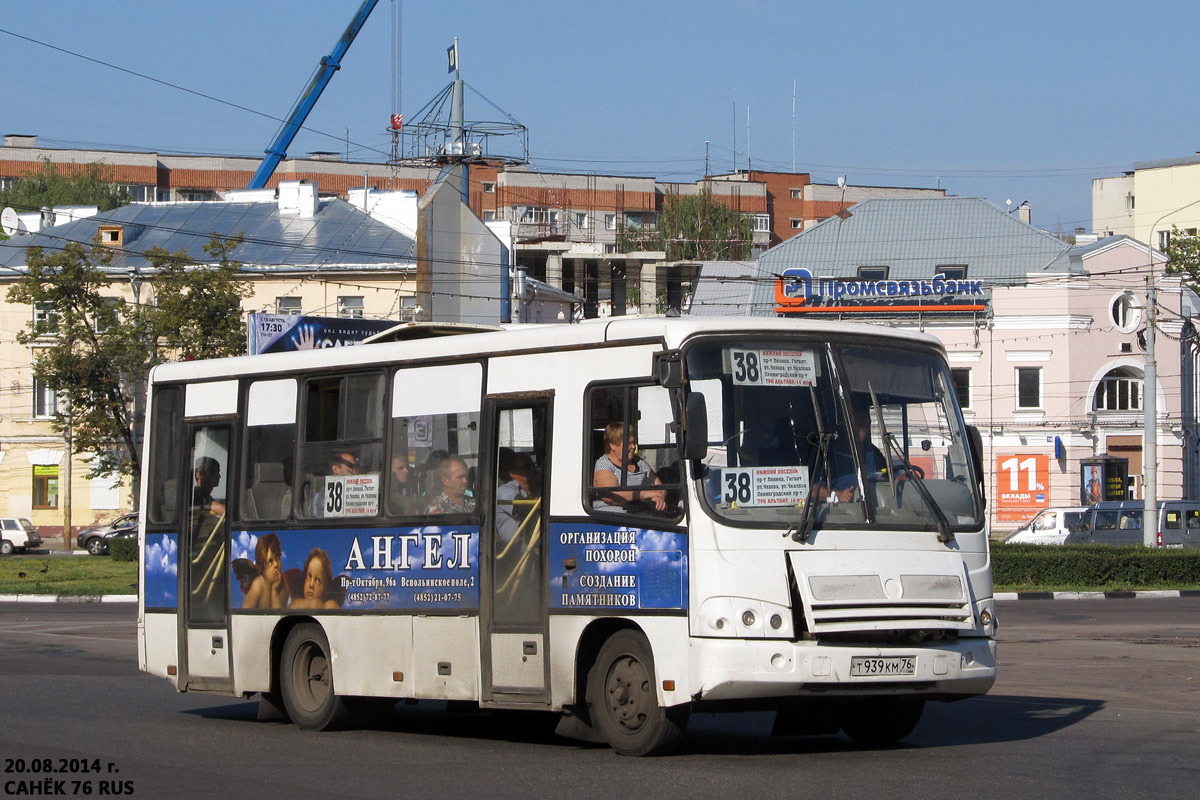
[
  {"x1": 732, "y1": 94, "x2": 736, "y2": 174},
  {"x1": 390, "y1": 39, "x2": 528, "y2": 167},
  {"x1": 791, "y1": 78, "x2": 796, "y2": 173}
]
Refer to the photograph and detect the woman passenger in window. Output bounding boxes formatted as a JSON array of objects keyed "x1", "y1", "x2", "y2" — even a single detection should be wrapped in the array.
[
  {"x1": 593, "y1": 422, "x2": 667, "y2": 513},
  {"x1": 288, "y1": 547, "x2": 341, "y2": 609},
  {"x1": 242, "y1": 533, "x2": 288, "y2": 609}
]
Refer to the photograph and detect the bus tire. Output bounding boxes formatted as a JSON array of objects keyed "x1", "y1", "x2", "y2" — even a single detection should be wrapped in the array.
[
  {"x1": 279, "y1": 623, "x2": 351, "y2": 731},
  {"x1": 587, "y1": 630, "x2": 687, "y2": 756},
  {"x1": 840, "y1": 697, "x2": 924, "y2": 746}
]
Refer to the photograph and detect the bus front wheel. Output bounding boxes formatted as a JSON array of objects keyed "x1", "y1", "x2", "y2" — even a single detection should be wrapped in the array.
[
  {"x1": 840, "y1": 697, "x2": 924, "y2": 746},
  {"x1": 587, "y1": 630, "x2": 687, "y2": 756},
  {"x1": 279, "y1": 623, "x2": 351, "y2": 731}
]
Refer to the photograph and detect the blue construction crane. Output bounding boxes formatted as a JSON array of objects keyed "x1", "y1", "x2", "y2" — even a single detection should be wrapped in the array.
[{"x1": 246, "y1": 0, "x2": 379, "y2": 189}]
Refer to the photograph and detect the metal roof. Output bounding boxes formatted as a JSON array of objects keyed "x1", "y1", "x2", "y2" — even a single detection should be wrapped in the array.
[
  {"x1": 0, "y1": 198, "x2": 415, "y2": 274},
  {"x1": 747, "y1": 197, "x2": 1073, "y2": 315},
  {"x1": 687, "y1": 261, "x2": 768, "y2": 316},
  {"x1": 1133, "y1": 154, "x2": 1200, "y2": 171}
]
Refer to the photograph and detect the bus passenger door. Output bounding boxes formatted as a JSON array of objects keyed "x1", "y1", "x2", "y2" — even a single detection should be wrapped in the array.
[
  {"x1": 178, "y1": 423, "x2": 233, "y2": 692},
  {"x1": 482, "y1": 397, "x2": 551, "y2": 705}
]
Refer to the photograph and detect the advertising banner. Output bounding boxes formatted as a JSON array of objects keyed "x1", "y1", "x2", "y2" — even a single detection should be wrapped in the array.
[
  {"x1": 247, "y1": 313, "x2": 397, "y2": 354},
  {"x1": 231, "y1": 526, "x2": 479, "y2": 611},
  {"x1": 549, "y1": 522, "x2": 687, "y2": 612},
  {"x1": 995, "y1": 454, "x2": 1050, "y2": 522},
  {"x1": 143, "y1": 526, "x2": 480, "y2": 612},
  {"x1": 1080, "y1": 456, "x2": 1129, "y2": 504}
]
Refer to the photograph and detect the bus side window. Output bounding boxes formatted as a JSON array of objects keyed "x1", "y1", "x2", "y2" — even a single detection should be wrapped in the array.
[
  {"x1": 147, "y1": 387, "x2": 184, "y2": 526},
  {"x1": 585, "y1": 381, "x2": 681, "y2": 520},
  {"x1": 242, "y1": 378, "x2": 298, "y2": 521},
  {"x1": 391, "y1": 363, "x2": 483, "y2": 520},
  {"x1": 298, "y1": 373, "x2": 385, "y2": 520}
]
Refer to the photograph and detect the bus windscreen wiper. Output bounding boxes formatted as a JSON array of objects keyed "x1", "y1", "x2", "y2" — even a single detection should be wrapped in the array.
[
  {"x1": 869, "y1": 386, "x2": 954, "y2": 544},
  {"x1": 793, "y1": 386, "x2": 831, "y2": 544}
]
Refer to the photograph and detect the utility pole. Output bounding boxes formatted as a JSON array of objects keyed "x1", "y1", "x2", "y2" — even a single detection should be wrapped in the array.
[
  {"x1": 1143, "y1": 197, "x2": 1200, "y2": 547},
  {"x1": 62, "y1": 399, "x2": 72, "y2": 550},
  {"x1": 1144, "y1": 261, "x2": 1158, "y2": 547}
]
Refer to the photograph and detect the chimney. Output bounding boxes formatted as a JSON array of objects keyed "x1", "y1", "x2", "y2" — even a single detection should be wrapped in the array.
[
  {"x1": 277, "y1": 180, "x2": 318, "y2": 218},
  {"x1": 1018, "y1": 201, "x2": 1031, "y2": 225}
]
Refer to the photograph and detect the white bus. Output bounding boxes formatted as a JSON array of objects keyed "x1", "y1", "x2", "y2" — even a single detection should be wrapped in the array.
[{"x1": 137, "y1": 316, "x2": 996, "y2": 756}]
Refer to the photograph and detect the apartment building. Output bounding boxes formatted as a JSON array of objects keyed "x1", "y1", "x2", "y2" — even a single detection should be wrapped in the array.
[{"x1": 1093, "y1": 151, "x2": 1200, "y2": 247}]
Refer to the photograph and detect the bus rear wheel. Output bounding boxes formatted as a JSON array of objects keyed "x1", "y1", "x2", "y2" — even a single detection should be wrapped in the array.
[
  {"x1": 587, "y1": 630, "x2": 687, "y2": 756},
  {"x1": 840, "y1": 697, "x2": 924, "y2": 746},
  {"x1": 279, "y1": 623, "x2": 351, "y2": 731}
]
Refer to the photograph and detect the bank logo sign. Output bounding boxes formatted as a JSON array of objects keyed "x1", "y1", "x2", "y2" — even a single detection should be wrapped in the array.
[{"x1": 774, "y1": 267, "x2": 988, "y2": 314}]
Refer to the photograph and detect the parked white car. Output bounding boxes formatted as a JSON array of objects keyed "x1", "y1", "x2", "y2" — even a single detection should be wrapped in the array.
[
  {"x1": 0, "y1": 517, "x2": 43, "y2": 555},
  {"x1": 1004, "y1": 507, "x2": 1088, "y2": 545}
]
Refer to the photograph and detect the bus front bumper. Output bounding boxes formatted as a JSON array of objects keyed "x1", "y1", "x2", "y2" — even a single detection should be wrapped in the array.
[{"x1": 687, "y1": 635, "x2": 997, "y2": 703}]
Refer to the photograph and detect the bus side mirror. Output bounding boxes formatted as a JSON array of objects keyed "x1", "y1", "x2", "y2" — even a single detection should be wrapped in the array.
[
  {"x1": 655, "y1": 350, "x2": 683, "y2": 389},
  {"x1": 966, "y1": 424, "x2": 985, "y2": 499},
  {"x1": 683, "y1": 392, "x2": 708, "y2": 461}
]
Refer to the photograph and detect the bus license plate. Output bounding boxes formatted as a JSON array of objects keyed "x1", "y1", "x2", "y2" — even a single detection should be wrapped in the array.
[{"x1": 850, "y1": 656, "x2": 916, "y2": 677}]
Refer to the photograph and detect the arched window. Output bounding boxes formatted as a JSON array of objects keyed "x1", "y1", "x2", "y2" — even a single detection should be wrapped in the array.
[{"x1": 1094, "y1": 367, "x2": 1143, "y2": 412}]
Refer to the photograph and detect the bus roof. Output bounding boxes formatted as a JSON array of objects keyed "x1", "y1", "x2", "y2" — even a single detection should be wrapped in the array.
[{"x1": 149, "y1": 316, "x2": 947, "y2": 384}]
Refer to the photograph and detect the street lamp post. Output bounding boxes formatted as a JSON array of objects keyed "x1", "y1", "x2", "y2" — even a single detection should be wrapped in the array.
[
  {"x1": 1143, "y1": 198, "x2": 1200, "y2": 547},
  {"x1": 127, "y1": 267, "x2": 144, "y2": 510}
]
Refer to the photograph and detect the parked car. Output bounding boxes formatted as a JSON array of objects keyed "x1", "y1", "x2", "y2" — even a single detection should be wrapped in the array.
[
  {"x1": 1064, "y1": 501, "x2": 1200, "y2": 547},
  {"x1": 0, "y1": 517, "x2": 43, "y2": 555},
  {"x1": 77, "y1": 512, "x2": 139, "y2": 555},
  {"x1": 1004, "y1": 506, "x2": 1088, "y2": 545}
]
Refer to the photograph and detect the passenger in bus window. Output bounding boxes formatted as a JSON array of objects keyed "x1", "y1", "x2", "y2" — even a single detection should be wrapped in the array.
[
  {"x1": 428, "y1": 456, "x2": 476, "y2": 514},
  {"x1": 814, "y1": 397, "x2": 885, "y2": 503},
  {"x1": 308, "y1": 450, "x2": 359, "y2": 517},
  {"x1": 496, "y1": 453, "x2": 535, "y2": 543},
  {"x1": 419, "y1": 449, "x2": 450, "y2": 507},
  {"x1": 193, "y1": 456, "x2": 224, "y2": 514},
  {"x1": 389, "y1": 455, "x2": 420, "y2": 515},
  {"x1": 593, "y1": 422, "x2": 667, "y2": 513},
  {"x1": 242, "y1": 533, "x2": 288, "y2": 609},
  {"x1": 289, "y1": 547, "x2": 341, "y2": 609}
]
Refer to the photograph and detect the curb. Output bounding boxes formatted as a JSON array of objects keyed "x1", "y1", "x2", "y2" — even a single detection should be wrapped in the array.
[
  {"x1": 996, "y1": 590, "x2": 1200, "y2": 601},
  {"x1": 0, "y1": 594, "x2": 137, "y2": 603}
]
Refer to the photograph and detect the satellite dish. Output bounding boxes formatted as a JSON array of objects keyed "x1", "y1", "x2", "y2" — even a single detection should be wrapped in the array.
[{"x1": 1, "y1": 207, "x2": 19, "y2": 236}]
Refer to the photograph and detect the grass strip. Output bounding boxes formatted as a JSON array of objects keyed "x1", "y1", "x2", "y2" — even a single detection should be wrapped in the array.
[{"x1": 0, "y1": 555, "x2": 137, "y2": 596}]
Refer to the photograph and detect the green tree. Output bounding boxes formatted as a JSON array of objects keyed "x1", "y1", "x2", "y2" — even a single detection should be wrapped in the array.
[
  {"x1": 6, "y1": 234, "x2": 251, "y2": 488},
  {"x1": 619, "y1": 185, "x2": 756, "y2": 262},
  {"x1": 1164, "y1": 224, "x2": 1200, "y2": 294},
  {"x1": 0, "y1": 159, "x2": 130, "y2": 239}
]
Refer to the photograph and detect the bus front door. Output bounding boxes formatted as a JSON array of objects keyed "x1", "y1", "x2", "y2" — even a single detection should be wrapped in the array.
[
  {"x1": 178, "y1": 423, "x2": 233, "y2": 692},
  {"x1": 483, "y1": 398, "x2": 551, "y2": 705}
]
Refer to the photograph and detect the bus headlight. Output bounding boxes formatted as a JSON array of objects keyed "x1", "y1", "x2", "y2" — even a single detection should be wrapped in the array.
[
  {"x1": 974, "y1": 598, "x2": 997, "y2": 636},
  {"x1": 697, "y1": 597, "x2": 793, "y2": 639}
]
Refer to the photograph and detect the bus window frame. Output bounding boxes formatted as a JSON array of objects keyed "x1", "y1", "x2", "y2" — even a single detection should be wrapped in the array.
[{"x1": 582, "y1": 377, "x2": 686, "y2": 529}]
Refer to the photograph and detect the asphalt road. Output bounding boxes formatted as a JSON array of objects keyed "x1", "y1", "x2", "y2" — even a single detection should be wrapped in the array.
[{"x1": 1, "y1": 599, "x2": 1198, "y2": 800}]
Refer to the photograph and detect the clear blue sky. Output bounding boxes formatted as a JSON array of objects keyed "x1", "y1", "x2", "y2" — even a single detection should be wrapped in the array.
[{"x1": 2, "y1": 0, "x2": 1196, "y2": 235}]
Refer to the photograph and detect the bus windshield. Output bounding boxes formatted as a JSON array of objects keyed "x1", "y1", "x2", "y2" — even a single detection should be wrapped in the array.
[{"x1": 686, "y1": 337, "x2": 984, "y2": 533}]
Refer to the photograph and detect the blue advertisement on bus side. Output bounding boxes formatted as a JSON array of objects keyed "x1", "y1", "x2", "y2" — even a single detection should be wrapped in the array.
[
  {"x1": 549, "y1": 522, "x2": 687, "y2": 611},
  {"x1": 143, "y1": 526, "x2": 480, "y2": 612},
  {"x1": 144, "y1": 532, "x2": 178, "y2": 609},
  {"x1": 232, "y1": 526, "x2": 480, "y2": 611}
]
